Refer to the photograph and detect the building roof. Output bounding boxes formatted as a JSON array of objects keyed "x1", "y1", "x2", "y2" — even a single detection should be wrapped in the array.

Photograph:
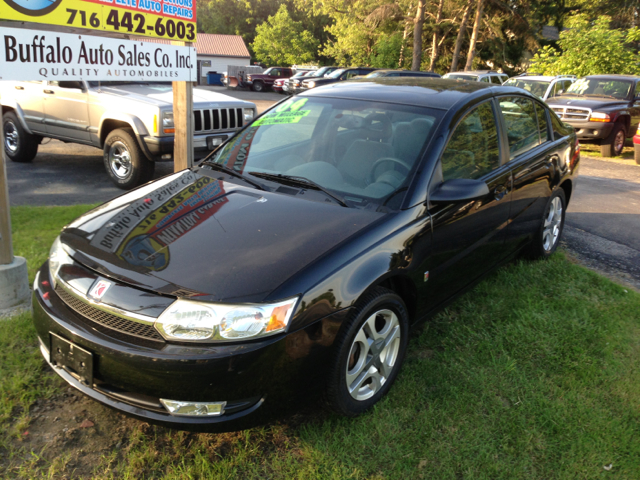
[{"x1": 131, "y1": 33, "x2": 250, "y2": 58}]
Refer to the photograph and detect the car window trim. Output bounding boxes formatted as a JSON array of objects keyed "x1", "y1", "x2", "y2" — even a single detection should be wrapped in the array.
[{"x1": 494, "y1": 94, "x2": 552, "y2": 163}]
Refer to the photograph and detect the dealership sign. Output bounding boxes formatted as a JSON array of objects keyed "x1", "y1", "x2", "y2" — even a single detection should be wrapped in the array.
[
  {"x1": 0, "y1": 26, "x2": 196, "y2": 81},
  {"x1": 0, "y1": 0, "x2": 195, "y2": 41}
]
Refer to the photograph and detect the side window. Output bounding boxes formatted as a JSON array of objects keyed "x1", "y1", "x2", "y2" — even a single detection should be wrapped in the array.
[
  {"x1": 498, "y1": 96, "x2": 541, "y2": 158},
  {"x1": 500, "y1": 76, "x2": 508, "y2": 84},
  {"x1": 634, "y1": 82, "x2": 640, "y2": 99},
  {"x1": 271, "y1": 69, "x2": 281, "y2": 77},
  {"x1": 345, "y1": 70, "x2": 359, "y2": 79},
  {"x1": 481, "y1": 77, "x2": 491, "y2": 83},
  {"x1": 534, "y1": 102, "x2": 549, "y2": 143},
  {"x1": 441, "y1": 102, "x2": 500, "y2": 181},
  {"x1": 549, "y1": 110, "x2": 571, "y2": 141},
  {"x1": 491, "y1": 76, "x2": 502, "y2": 84}
]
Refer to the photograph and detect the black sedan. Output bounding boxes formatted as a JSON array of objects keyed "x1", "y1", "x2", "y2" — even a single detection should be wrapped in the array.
[
  {"x1": 300, "y1": 67, "x2": 377, "y2": 91},
  {"x1": 33, "y1": 78, "x2": 580, "y2": 431}
]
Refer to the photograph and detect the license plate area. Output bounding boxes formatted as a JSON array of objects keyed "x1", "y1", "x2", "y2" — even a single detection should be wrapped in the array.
[
  {"x1": 207, "y1": 135, "x2": 227, "y2": 150},
  {"x1": 50, "y1": 333, "x2": 94, "y2": 386}
]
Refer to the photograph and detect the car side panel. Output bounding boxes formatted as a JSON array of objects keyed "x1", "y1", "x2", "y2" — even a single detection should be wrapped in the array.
[{"x1": 43, "y1": 82, "x2": 91, "y2": 141}]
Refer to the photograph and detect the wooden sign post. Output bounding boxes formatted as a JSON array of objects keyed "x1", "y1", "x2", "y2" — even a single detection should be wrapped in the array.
[{"x1": 172, "y1": 41, "x2": 194, "y2": 172}]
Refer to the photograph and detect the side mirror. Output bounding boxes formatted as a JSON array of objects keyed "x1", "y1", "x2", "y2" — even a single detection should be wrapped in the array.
[
  {"x1": 59, "y1": 81, "x2": 84, "y2": 90},
  {"x1": 430, "y1": 178, "x2": 490, "y2": 204}
]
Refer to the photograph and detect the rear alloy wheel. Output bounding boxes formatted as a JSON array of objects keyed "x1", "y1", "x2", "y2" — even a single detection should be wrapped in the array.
[
  {"x1": 103, "y1": 128, "x2": 155, "y2": 190},
  {"x1": 252, "y1": 81, "x2": 265, "y2": 92},
  {"x1": 600, "y1": 124, "x2": 625, "y2": 157},
  {"x1": 326, "y1": 287, "x2": 409, "y2": 416},
  {"x1": 526, "y1": 188, "x2": 566, "y2": 260},
  {"x1": 3, "y1": 111, "x2": 39, "y2": 163}
]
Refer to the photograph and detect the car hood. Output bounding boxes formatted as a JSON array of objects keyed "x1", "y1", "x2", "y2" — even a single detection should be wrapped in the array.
[
  {"x1": 547, "y1": 95, "x2": 630, "y2": 110},
  {"x1": 307, "y1": 77, "x2": 340, "y2": 86},
  {"x1": 60, "y1": 169, "x2": 382, "y2": 303},
  {"x1": 95, "y1": 84, "x2": 255, "y2": 109}
]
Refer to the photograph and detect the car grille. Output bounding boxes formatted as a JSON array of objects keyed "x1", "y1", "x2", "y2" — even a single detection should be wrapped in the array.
[
  {"x1": 194, "y1": 108, "x2": 244, "y2": 133},
  {"x1": 551, "y1": 106, "x2": 591, "y2": 121},
  {"x1": 55, "y1": 285, "x2": 165, "y2": 342}
]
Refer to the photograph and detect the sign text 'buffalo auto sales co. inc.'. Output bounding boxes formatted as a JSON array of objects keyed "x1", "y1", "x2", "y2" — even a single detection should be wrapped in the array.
[{"x1": 0, "y1": 0, "x2": 196, "y2": 41}]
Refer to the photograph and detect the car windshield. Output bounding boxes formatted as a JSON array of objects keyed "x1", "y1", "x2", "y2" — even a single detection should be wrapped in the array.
[
  {"x1": 315, "y1": 67, "x2": 331, "y2": 76},
  {"x1": 445, "y1": 74, "x2": 478, "y2": 81},
  {"x1": 262, "y1": 67, "x2": 274, "y2": 75},
  {"x1": 565, "y1": 78, "x2": 632, "y2": 99},
  {"x1": 205, "y1": 96, "x2": 441, "y2": 209},
  {"x1": 504, "y1": 79, "x2": 550, "y2": 98},
  {"x1": 328, "y1": 69, "x2": 346, "y2": 78}
]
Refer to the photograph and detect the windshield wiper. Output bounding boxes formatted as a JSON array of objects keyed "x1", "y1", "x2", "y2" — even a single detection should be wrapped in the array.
[
  {"x1": 201, "y1": 161, "x2": 267, "y2": 191},
  {"x1": 250, "y1": 172, "x2": 348, "y2": 207}
]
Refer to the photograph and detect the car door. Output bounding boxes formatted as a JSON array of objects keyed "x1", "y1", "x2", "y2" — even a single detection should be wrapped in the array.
[
  {"x1": 421, "y1": 99, "x2": 512, "y2": 312},
  {"x1": 10, "y1": 81, "x2": 46, "y2": 134},
  {"x1": 43, "y1": 81, "x2": 91, "y2": 141},
  {"x1": 497, "y1": 96, "x2": 560, "y2": 251}
]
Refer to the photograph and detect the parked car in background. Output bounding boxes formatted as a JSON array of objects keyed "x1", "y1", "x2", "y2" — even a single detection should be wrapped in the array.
[
  {"x1": 1, "y1": 80, "x2": 256, "y2": 189},
  {"x1": 443, "y1": 70, "x2": 509, "y2": 84},
  {"x1": 290, "y1": 66, "x2": 341, "y2": 94},
  {"x1": 300, "y1": 67, "x2": 378, "y2": 91},
  {"x1": 276, "y1": 71, "x2": 316, "y2": 94},
  {"x1": 503, "y1": 74, "x2": 576, "y2": 102},
  {"x1": 33, "y1": 78, "x2": 578, "y2": 431},
  {"x1": 245, "y1": 67, "x2": 294, "y2": 92},
  {"x1": 547, "y1": 74, "x2": 640, "y2": 157},
  {"x1": 363, "y1": 70, "x2": 441, "y2": 78}
]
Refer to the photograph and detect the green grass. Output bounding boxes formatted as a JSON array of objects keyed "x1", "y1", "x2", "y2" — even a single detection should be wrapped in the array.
[
  {"x1": 2, "y1": 205, "x2": 640, "y2": 478},
  {"x1": 579, "y1": 139, "x2": 636, "y2": 161}
]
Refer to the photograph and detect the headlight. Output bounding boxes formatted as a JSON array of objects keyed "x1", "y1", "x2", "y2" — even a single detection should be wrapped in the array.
[
  {"x1": 162, "y1": 111, "x2": 174, "y2": 133},
  {"x1": 155, "y1": 297, "x2": 298, "y2": 342},
  {"x1": 243, "y1": 108, "x2": 255, "y2": 123},
  {"x1": 590, "y1": 112, "x2": 611, "y2": 123},
  {"x1": 307, "y1": 81, "x2": 316, "y2": 88},
  {"x1": 48, "y1": 236, "x2": 72, "y2": 287}
]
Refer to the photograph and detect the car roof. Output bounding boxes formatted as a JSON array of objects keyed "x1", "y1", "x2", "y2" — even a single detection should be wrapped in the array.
[
  {"x1": 446, "y1": 70, "x2": 504, "y2": 75},
  {"x1": 583, "y1": 74, "x2": 640, "y2": 81},
  {"x1": 508, "y1": 76, "x2": 555, "y2": 81},
  {"x1": 302, "y1": 77, "x2": 532, "y2": 110}
]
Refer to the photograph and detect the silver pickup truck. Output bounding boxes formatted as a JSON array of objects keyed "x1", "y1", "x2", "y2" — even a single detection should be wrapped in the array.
[{"x1": 1, "y1": 80, "x2": 257, "y2": 189}]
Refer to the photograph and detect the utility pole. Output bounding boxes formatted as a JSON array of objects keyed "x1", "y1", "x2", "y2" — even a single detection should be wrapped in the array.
[
  {"x1": 0, "y1": 107, "x2": 29, "y2": 312},
  {"x1": 172, "y1": 41, "x2": 194, "y2": 172}
]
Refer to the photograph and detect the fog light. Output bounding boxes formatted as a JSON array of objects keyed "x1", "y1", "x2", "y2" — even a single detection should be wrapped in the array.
[
  {"x1": 209, "y1": 137, "x2": 224, "y2": 147},
  {"x1": 160, "y1": 399, "x2": 226, "y2": 416}
]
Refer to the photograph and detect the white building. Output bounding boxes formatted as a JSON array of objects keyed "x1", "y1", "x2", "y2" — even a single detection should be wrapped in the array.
[{"x1": 133, "y1": 33, "x2": 251, "y2": 84}]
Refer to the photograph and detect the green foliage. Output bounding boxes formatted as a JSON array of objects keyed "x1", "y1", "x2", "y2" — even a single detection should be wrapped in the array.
[
  {"x1": 252, "y1": 4, "x2": 319, "y2": 66},
  {"x1": 530, "y1": 15, "x2": 640, "y2": 77}
]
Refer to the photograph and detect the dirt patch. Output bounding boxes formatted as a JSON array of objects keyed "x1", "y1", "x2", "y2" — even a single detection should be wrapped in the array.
[{"x1": 1, "y1": 383, "x2": 146, "y2": 478}]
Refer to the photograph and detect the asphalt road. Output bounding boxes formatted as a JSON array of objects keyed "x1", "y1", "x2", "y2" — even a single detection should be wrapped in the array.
[{"x1": 4, "y1": 86, "x2": 640, "y2": 288}]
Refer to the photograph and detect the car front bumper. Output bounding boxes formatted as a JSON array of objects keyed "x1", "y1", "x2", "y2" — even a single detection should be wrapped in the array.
[
  {"x1": 32, "y1": 263, "x2": 349, "y2": 431},
  {"x1": 142, "y1": 133, "x2": 232, "y2": 161},
  {"x1": 562, "y1": 121, "x2": 615, "y2": 141}
]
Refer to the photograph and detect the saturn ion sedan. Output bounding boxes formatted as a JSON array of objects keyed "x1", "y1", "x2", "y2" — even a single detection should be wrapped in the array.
[{"x1": 33, "y1": 78, "x2": 579, "y2": 431}]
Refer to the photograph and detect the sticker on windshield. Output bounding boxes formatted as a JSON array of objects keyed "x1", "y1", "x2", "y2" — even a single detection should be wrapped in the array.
[
  {"x1": 253, "y1": 97, "x2": 311, "y2": 125},
  {"x1": 253, "y1": 110, "x2": 311, "y2": 126}
]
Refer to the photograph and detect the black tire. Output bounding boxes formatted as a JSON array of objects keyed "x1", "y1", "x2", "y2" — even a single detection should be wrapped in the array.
[
  {"x1": 3, "y1": 111, "x2": 39, "y2": 163},
  {"x1": 635, "y1": 143, "x2": 640, "y2": 166},
  {"x1": 325, "y1": 287, "x2": 409, "y2": 417},
  {"x1": 525, "y1": 188, "x2": 566, "y2": 260},
  {"x1": 103, "y1": 128, "x2": 155, "y2": 190},
  {"x1": 600, "y1": 124, "x2": 625, "y2": 157},
  {"x1": 252, "y1": 81, "x2": 265, "y2": 92}
]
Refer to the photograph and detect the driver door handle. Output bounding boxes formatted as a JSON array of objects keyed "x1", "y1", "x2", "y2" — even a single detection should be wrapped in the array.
[{"x1": 44, "y1": 90, "x2": 54, "y2": 94}]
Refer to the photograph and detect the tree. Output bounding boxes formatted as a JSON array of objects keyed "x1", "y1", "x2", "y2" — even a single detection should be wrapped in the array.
[
  {"x1": 252, "y1": 5, "x2": 320, "y2": 66},
  {"x1": 529, "y1": 15, "x2": 640, "y2": 76}
]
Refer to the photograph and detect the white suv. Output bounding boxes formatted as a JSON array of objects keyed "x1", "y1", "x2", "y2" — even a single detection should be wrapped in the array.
[
  {"x1": 503, "y1": 74, "x2": 576, "y2": 102},
  {"x1": 443, "y1": 70, "x2": 509, "y2": 84}
]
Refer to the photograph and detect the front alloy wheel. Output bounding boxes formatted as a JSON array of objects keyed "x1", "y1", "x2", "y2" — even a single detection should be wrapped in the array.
[
  {"x1": 346, "y1": 309, "x2": 401, "y2": 401},
  {"x1": 108, "y1": 141, "x2": 132, "y2": 180},
  {"x1": 326, "y1": 287, "x2": 409, "y2": 416},
  {"x1": 542, "y1": 195, "x2": 563, "y2": 252}
]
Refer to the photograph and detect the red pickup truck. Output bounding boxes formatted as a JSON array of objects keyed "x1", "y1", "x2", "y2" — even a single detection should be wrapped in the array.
[{"x1": 245, "y1": 67, "x2": 294, "y2": 92}]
